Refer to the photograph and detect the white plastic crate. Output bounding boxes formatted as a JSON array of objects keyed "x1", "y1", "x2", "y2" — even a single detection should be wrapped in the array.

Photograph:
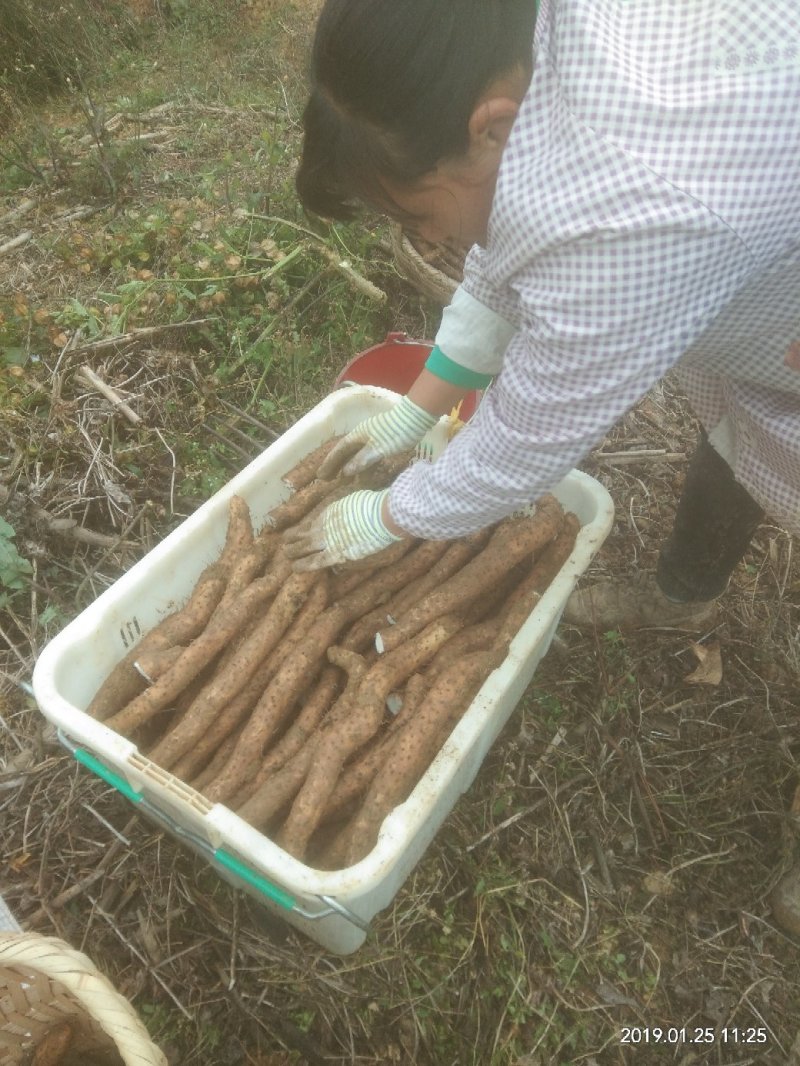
[{"x1": 32, "y1": 386, "x2": 614, "y2": 954}]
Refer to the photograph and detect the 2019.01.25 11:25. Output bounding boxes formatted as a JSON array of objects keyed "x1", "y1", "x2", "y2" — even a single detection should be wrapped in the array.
[{"x1": 620, "y1": 1026, "x2": 768, "y2": 1045}]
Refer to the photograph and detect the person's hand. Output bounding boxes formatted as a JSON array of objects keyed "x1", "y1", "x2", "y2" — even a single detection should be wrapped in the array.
[
  {"x1": 318, "y1": 395, "x2": 438, "y2": 479},
  {"x1": 284, "y1": 489, "x2": 404, "y2": 570}
]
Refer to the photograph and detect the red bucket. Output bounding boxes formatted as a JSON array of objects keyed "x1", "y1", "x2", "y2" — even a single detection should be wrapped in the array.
[{"x1": 334, "y1": 332, "x2": 480, "y2": 421}]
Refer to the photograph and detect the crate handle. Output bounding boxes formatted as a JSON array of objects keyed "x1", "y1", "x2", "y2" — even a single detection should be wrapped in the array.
[
  {"x1": 62, "y1": 736, "x2": 369, "y2": 931},
  {"x1": 73, "y1": 747, "x2": 144, "y2": 806},
  {"x1": 72, "y1": 752, "x2": 293, "y2": 910}
]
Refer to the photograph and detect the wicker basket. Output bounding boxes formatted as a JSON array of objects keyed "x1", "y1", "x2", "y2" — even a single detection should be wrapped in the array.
[
  {"x1": 389, "y1": 223, "x2": 465, "y2": 305},
  {"x1": 0, "y1": 932, "x2": 167, "y2": 1066}
]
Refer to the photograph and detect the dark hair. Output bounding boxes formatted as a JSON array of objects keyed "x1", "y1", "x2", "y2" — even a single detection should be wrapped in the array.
[{"x1": 296, "y1": 0, "x2": 536, "y2": 220}]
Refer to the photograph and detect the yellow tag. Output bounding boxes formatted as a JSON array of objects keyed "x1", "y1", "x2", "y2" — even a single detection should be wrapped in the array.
[{"x1": 446, "y1": 400, "x2": 466, "y2": 440}]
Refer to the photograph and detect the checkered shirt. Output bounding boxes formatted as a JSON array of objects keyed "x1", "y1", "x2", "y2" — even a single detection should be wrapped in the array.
[{"x1": 390, "y1": 0, "x2": 800, "y2": 539}]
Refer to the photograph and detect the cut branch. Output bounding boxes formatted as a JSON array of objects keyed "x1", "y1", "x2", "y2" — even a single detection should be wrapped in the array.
[
  {"x1": 0, "y1": 231, "x2": 33, "y2": 256},
  {"x1": 76, "y1": 365, "x2": 142, "y2": 425},
  {"x1": 66, "y1": 319, "x2": 216, "y2": 356}
]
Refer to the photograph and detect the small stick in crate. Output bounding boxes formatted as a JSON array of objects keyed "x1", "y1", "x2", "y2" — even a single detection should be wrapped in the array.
[{"x1": 85, "y1": 441, "x2": 579, "y2": 869}]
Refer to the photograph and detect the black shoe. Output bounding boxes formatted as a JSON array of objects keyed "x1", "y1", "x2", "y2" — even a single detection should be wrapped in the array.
[{"x1": 562, "y1": 574, "x2": 719, "y2": 631}]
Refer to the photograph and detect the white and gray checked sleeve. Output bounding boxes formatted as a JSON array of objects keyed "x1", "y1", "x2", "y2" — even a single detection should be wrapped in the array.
[{"x1": 389, "y1": 215, "x2": 749, "y2": 540}]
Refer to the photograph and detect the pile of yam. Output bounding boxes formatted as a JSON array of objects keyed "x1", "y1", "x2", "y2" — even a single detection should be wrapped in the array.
[{"x1": 86, "y1": 438, "x2": 580, "y2": 869}]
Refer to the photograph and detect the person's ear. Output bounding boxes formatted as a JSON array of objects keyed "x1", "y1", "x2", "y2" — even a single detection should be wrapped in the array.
[{"x1": 467, "y1": 96, "x2": 520, "y2": 158}]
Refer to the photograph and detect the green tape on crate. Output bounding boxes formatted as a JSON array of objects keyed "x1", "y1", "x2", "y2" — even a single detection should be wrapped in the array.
[
  {"x1": 73, "y1": 747, "x2": 143, "y2": 805},
  {"x1": 71, "y1": 746, "x2": 295, "y2": 913},
  {"x1": 214, "y1": 849, "x2": 295, "y2": 911}
]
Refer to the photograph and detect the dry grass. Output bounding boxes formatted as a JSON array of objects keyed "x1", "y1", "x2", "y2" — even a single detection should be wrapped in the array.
[{"x1": 2, "y1": 6, "x2": 799, "y2": 1065}]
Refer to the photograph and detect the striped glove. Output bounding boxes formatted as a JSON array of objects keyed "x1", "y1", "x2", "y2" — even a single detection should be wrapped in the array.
[
  {"x1": 284, "y1": 489, "x2": 402, "y2": 571},
  {"x1": 318, "y1": 395, "x2": 438, "y2": 479}
]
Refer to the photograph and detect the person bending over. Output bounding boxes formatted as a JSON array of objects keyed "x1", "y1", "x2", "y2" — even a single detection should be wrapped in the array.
[
  {"x1": 285, "y1": 0, "x2": 799, "y2": 638},
  {"x1": 284, "y1": 0, "x2": 800, "y2": 931}
]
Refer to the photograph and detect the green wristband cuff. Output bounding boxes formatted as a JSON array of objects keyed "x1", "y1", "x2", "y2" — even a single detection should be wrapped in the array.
[{"x1": 425, "y1": 346, "x2": 494, "y2": 390}]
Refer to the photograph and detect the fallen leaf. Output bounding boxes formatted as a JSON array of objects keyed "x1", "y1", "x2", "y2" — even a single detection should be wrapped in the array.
[
  {"x1": 685, "y1": 640, "x2": 723, "y2": 686},
  {"x1": 643, "y1": 870, "x2": 675, "y2": 897},
  {"x1": 102, "y1": 478, "x2": 132, "y2": 506}
]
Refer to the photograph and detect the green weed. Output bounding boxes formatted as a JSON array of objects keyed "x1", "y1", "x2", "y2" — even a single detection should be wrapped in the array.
[{"x1": 0, "y1": 517, "x2": 32, "y2": 593}]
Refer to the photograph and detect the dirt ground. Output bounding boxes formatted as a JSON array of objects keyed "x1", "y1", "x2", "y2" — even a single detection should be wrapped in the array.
[{"x1": 1, "y1": 5, "x2": 799, "y2": 1065}]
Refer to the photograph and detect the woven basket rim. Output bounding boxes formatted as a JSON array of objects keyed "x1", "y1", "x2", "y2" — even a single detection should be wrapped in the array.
[
  {"x1": 0, "y1": 932, "x2": 167, "y2": 1066},
  {"x1": 390, "y1": 223, "x2": 461, "y2": 305}
]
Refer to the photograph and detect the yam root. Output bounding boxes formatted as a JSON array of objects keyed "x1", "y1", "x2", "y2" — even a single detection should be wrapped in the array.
[
  {"x1": 93, "y1": 447, "x2": 583, "y2": 878},
  {"x1": 189, "y1": 728, "x2": 243, "y2": 793},
  {"x1": 170, "y1": 575, "x2": 331, "y2": 783},
  {"x1": 267, "y1": 477, "x2": 342, "y2": 531},
  {"x1": 168, "y1": 663, "x2": 270, "y2": 784},
  {"x1": 325, "y1": 519, "x2": 580, "y2": 866},
  {"x1": 275, "y1": 448, "x2": 417, "y2": 536},
  {"x1": 316, "y1": 435, "x2": 364, "y2": 481},
  {"x1": 85, "y1": 562, "x2": 227, "y2": 721},
  {"x1": 330, "y1": 537, "x2": 415, "y2": 578},
  {"x1": 337, "y1": 538, "x2": 458, "y2": 618},
  {"x1": 105, "y1": 565, "x2": 290, "y2": 737},
  {"x1": 281, "y1": 437, "x2": 343, "y2": 490},
  {"x1": 385, "y1": 528, "x2": 493, "y2": 618},
  {"x1": 248, "y1": 664, "x2": 341, "y2": 787},
  {"x1": 338, "y1": 544, "x2": 454, "y2": 651},
  {"x1": 235, "y1": 739, "x2": 316, "y2": 829},
  {"x1": 146, "y1": 570, "x2": 319, "y2": 769},
  {"x1": 222, "y1": 530, "x2": 283, "y2": 600},
  {"x1": 332, "y1": 614, "x2": 465, "y2": 753},
  {"x1": 494, "y1": 512, "x2": 580, "y2": 649},
  {"x1": 207, "y1": 539, "x2": 460, "y2": 802},
  {"x1": 275, "y1": 648, "x2": 368, "y2": 857},
  {"x1": 136, "y1": 648, "x2": 224, "y2": 751},
  {"x1": 329, "y1": 537, "x2": 438, "y2": 602},
  {"x1": 321, "y1": 672, "x2": 430, "y2": 827},
  {"x1": 377, "y1": 495, "x2": 565, "y2": 653},
  {"x1": 231, "y1": 612, "x2": 458, "y2": 824},
  {"x1": 235, "y1": 654, "x2": 360, "y2": 827},
  {"x1": 350, "y1": 448, "x2": 419, "y2": 487},
  {"x1": 229, "y1": 565, "x2": 328, "y2": 684},
  {"x1": 337, "y1": 532, "x2": 510, "y2": 653},
  {"x1": 204, "y1": 607, "x2": 350, "y2": 802},
  {"x1": 274, "y1": 615, "x2": 466, "y2": 858},
  {"x1": 424, "y1": 516, "x2": 579, "y2": 677},
  {"x1": 300, "y1": 564, "x2": 336, "y2": 617},
  {"x1": 315, "y1": 439, "x2": 417, "y2": 483},
  {"x1": 133, "y1": 644, "x2": 185, "y2": 683},
  {"x1": 344, "y1": 649, "x2": 501, "y2": 866},
  {"x1": 218, "y1": 494, "x2": 254, "y2": 569},
  {"x1": 425, "y1": 619, "x2": 499, "y2": 677}
]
